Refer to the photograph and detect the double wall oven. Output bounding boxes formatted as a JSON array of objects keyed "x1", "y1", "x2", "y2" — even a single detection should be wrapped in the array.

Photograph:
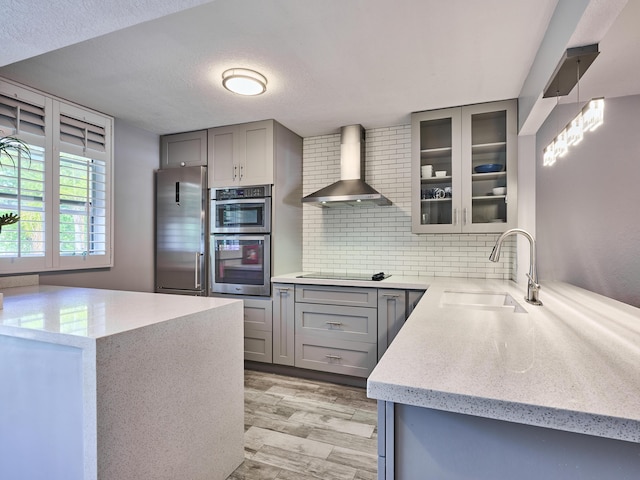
[{"x1": 210, "y1": 185, "x2": 271, "y2": 296}]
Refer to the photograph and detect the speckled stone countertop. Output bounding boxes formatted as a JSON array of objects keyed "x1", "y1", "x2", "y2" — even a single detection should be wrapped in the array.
[
  {"x1": 0, "y1": 284, "x2": 239, "y2": 345},
  {"x1": 0, "y1": 284, "x2": 244, "y2": 480},
  {"x1": 272, "y1": 273, "x2": 640, "y2": 443}
]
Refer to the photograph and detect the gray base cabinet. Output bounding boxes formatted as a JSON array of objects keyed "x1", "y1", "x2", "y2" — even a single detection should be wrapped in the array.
[
  {"x1": 243, "y1": 298, "x2": 273, "y2": 363},
  {"x1": 295, "y1": 335, "x2": 378, "y2": 377},
  {"x1": 273, "y1": 284, "x2": 295, "y2": 365},
  {"x1": 294, "y1": 285, "x2": 378, "y2": 378},
  {"x1": 377, "y1": 290, "x2": 406, "y2": 361},
  {"x1": 378, "y1": 289, "x2": 424, "y2": 360},
  {"x1": 269, "y1": 284, "x2": 426, "y2": 377},
  {"x1": 378, "y1": 401, "x2": 640, "y2": 480}
]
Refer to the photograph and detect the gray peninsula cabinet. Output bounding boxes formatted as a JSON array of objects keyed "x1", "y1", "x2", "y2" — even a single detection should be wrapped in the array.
[
  {"x1": 377, "y1": 402, "x2": 640, "y2": 480},
  {"x1": 271, "y1": 283, "x2": 424, "y2": 377}
]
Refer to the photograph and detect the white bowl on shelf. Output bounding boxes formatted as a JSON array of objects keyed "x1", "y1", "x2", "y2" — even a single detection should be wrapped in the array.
[
  {"x1": 492, "y1": 187, "x2": 506, "y2": 195},
  {"x1": 435, "y1": 171, "x2": 447, "y2": 177}
]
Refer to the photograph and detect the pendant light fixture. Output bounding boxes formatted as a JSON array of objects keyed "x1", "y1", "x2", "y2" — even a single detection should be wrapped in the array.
[
  {"x1": 542, "y1": 44, "x2": 604, "y2": 167},
  {"x1": 222, "y1": 68, "x2": 267, "y2": 96}
]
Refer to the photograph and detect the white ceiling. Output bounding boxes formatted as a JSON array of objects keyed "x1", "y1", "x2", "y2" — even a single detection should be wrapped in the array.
[{"x1": 1, "y1": 0, "x2": 637, "y2": 138}]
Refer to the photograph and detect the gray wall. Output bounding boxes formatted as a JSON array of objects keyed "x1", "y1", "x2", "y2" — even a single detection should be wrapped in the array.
[
  {"x1": 41, "y1": 119, "x2": 158, "y2": 292},
  {"x1": 536, "y1": 95, "x2": 640, "y2": 307}
]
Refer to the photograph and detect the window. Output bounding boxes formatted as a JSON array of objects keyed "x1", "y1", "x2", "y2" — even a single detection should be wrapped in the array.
[
  {"x1": 0, "y1": 78, "x2": 113, "y2": 274},
  {"x1": 0, "y1": 144, "x2": 46, "y2": 258}
]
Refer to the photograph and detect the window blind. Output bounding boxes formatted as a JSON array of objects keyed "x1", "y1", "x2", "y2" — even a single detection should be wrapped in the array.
[
  {"x1": 0, "y1": 145, "x2": 46, "y2": 258},
  {"x1": 59, "y1": 152, "x2": 107, "y2": 257},
  {"x1": 0, "y1": 93, "x2": 46, "y2": 138},
  {"x1": 60, "y1": 114, "x2": 107, "y2": 153}
]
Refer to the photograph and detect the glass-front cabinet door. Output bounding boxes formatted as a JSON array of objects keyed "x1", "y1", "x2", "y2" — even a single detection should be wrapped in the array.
[
  {"x1": 461, "y1": 100, "x2": 517, "y2": 233},
  {"x1": 412, "y1": 100, "x2": 517, "y2": 234},
  {"x1": 411, "y1": 107, "x2": 462, "y2": 233}
]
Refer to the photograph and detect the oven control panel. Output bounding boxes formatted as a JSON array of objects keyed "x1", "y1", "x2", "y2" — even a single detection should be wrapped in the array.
[{"x1": 214, "y1": 185, "x2": 271, "y2": 200}]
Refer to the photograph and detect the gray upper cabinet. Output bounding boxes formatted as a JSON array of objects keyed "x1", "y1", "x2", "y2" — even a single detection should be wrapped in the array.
[
  {"x1": 208, "y1": 119, "x2": 274, "y2": 187},
  {"x1": 412, "y1": 100, "x2": 517, "y2": 233},
  {"x1": 160, "y1": 130, "x2": 207, "y2": 169}
]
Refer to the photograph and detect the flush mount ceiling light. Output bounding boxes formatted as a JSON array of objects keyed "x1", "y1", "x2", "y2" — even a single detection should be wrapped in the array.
[
  {"x1": 542, "y1": 44, "x2": 604, "y2": 167},
  {"x1": 222, "y1": 68, "x2": 267, "y2": 96}
]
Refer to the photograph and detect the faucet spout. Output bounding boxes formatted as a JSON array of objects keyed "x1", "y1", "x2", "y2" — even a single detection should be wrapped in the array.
[{"x1": 489, "y1": 228, "x2": 542, "y2": 306}]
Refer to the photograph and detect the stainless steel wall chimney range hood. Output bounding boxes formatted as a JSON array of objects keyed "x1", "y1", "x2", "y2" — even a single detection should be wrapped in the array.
[{"x1": 302, "y1": 125, "x2": 392, "y2": 207}]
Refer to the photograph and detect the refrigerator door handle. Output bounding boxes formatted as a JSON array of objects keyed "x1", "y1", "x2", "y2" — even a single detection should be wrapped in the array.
[{"x1": 195, "y1": 252, "x2": 201, "y2": 289}]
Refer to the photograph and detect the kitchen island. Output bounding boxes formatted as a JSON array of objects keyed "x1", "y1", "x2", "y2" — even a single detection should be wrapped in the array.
[
  {"x1": 366, "y1": 278, "x2": 640, "y2": 480},
  {"x1": 0, "y1": 284, "x2": 244, "y2": 480}
]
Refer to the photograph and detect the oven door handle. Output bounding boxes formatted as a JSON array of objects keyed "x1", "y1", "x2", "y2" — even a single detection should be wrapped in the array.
[{"x1": 213, "y1": 198, "x2": 268, "y2": 206}]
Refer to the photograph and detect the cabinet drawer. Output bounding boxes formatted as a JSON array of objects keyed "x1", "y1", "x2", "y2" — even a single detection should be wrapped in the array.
[
  {"x1": 295, "y1": 285, "x2": 377, "y2": 307},
  {"x1": 243, "y1": 298, "x2": 273, "y2": 332},
  {"x1": 294, "y1": 335, "x2": 377, "y2": 378},
  {"x1": 295, "y1": 303, "x2": 377, "y2": 343},
  {"x1": 244, "y1": 328, "x2": 272, "y2": 363}
]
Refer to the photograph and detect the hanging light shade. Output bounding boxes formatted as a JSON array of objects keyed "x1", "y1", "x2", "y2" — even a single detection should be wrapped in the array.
[
  {"x1": 566, "y1": 113, "x2": 584, "y2": 147},
  {"x1": 222, "y1": 68, "x2": 267, "y2": 96},
  {"x1": 543, "y1": 142, "x2": 557, "y2": 167},
  {"x1": 582, "y1": 98, "x2": 604, "y2": 132}
]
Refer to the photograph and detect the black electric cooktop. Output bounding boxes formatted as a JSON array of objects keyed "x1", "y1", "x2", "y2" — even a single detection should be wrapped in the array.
[{"x1": 296, "y1": 272, "x2": 391, "y2": 281}]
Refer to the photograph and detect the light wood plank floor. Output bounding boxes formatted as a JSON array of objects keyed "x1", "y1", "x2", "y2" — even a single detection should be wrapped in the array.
[{"x1": 227, "y1": 369, "x2": 378, "y2": 480}]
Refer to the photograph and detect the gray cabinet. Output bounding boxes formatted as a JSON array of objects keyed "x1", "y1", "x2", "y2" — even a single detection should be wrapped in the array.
[
  {"x1": 208, "y1": 119, "x2": 274, "y2": 187},
  {"x1": 294, "y1": 285, "x2": 378, "y2": 378},
  {"x1": 411, "y1": 100, "x2": 517, "y2": 233},
  {"x1": 272, "y1": 284, "x2": 295, "y2": 366},
  {"x1": 378, "y1": 400, "x2": 640, "y2": 480},
  {"x1": 243, "y1": 297, "x2": 273, "y2": 363},
  {"x1": 377, "y1": 290, "x2": 425, "y2": 360},
  {"x1": 160, "y1": 130, "x2": 207, "y2": 169},
  {"x1": 377, "y1": 290, "x2": 407, "y2": 361},
  {"x1": 269, "y1": 284, "x2": 426, "y2": 377},
  {"x1": 407, "y1": 290, "x2": 425, "y2": 316}
]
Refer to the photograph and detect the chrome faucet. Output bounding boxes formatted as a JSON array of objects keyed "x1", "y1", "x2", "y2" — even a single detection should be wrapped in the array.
[{"x1": 489, "y1": 228, "x2": 542, "y2": 306}]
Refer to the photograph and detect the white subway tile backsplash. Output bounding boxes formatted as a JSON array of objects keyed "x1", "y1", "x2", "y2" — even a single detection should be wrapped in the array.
[{"x1": 302, "y1": 125, "x2": 516, "y2": 279}]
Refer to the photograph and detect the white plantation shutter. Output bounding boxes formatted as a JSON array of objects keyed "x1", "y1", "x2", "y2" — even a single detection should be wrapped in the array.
[
  {"x1": 0, "y1": 92, "x2": 46, "y2": 139},
  {"x1": 60, "y1": 114, "x2": 107, "y2": 154},
  {"x1": 0, "y1": 83, "x2": 48, "y2": 272},
  {"x1": 56, "y1": 103, "x2": 112, "y2": 268},
  {"x1": 0, "y1": 78, "x2": 113, "y2": 273}
]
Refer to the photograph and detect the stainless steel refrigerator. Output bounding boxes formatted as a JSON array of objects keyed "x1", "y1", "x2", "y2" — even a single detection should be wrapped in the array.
[{"x1": 155, "y1": 166, "x2": 207, "y2": 295}]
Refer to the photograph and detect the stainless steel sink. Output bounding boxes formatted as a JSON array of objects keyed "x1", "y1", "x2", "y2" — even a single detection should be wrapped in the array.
[{"x1": 440, "y1": 290, "x2": 527, "y2": 313}]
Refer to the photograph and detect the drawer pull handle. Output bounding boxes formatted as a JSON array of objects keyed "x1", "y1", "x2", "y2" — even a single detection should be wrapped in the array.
[
  {"x1": 325, "y1": 354, "x2": 342, "y2": 360},
  {"x1": 278, "y1": 287, "x2": 290, "y2": 293},
  {"x1": 383, "y1": 293, "x2": 400, "y2": 298},
  {"x1": 325, "y1": 321, "x2": 343, "y2": 327}
]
